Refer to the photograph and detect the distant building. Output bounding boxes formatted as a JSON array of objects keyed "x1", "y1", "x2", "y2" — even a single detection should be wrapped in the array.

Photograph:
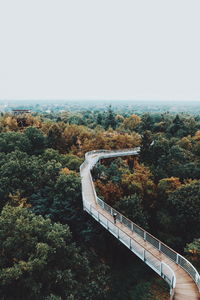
[
  {"x1": 12, "y1": 109, "x2": 31, "y2": 128},
  {"x1": 12, "y1": 109, "x2": 31, "y2": 115}
]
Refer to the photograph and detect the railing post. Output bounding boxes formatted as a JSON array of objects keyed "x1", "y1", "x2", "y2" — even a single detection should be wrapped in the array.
[
  {"x1": 130, "y1": 238, "x2": 132, "y2": 249},
  {"x1": 107, "y1": 220, "x2": 109, "y2": 230},
  {"x1": 161, "y1": 262, "x2": 163, "y2": 276},
  {"x1": 143, "y1": 249, "x2": 146, "y2": 261},
  {"x1": 144, "y1": 231, "x2": 146, "y2": 241},
  {"x1": 176, "y1": 254, "x2": 179, "y2": 264},
  {"x1": 111, "y1": 207, "x2": 113, "y2": 216},
  {"x1": 120, "y1": 214, "x2": 122, "y2": 223},
  {"x1": 117, "y1": 228, "x2": 119, "y2": 239},
  {"x1": 159, "y1": 241, "x2": 161, "y2": 251}
]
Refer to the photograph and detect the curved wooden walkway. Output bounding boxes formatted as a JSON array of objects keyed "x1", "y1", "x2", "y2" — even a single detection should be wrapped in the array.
[{"x1": 80, "y1": 149, "x2": 200, "y2": 300}]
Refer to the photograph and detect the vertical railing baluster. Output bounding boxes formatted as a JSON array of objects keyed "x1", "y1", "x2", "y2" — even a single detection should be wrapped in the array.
[
  {"x1": 176, "y1": 254, "x2": 179, "y2": 264},
  {"x1": 159, "y1": 241, "x2": 161, "y2": 251}
]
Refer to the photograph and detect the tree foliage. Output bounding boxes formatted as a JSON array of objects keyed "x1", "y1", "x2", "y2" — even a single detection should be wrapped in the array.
[
  {"x1": 0, "y1": 206, "x2": 109, "y2": 300},
  {"x1": 168, "y1": 182, "x2": 200, "y2": 240},
  {"x1": 1, "y1": 109, "x2": 200, "y2": 299}
]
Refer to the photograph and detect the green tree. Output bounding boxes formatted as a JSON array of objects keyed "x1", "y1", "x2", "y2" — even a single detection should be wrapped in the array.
[
  {"x1": 114, "y1": 194, "x2": 149, "y2": 229},
  {"x1": 24, "y1": 127, "x2": 46, "y2": 155},
  {"x1": 0, "y1": 149, "x2": 82, "y2": 209},
  {"x1": 139, "y1": 113, "x2": 153, "y2": 131},
  {"x1": 185, "y1": 238, "x2": 200, "y2": 256},
  {"x1": 185, "y1": 238, "x2": 200, "y2": 271},
  {"x1": 168, "y1": 182, "x2": 200, "y2": 241},
  {"x1": 105, "y1": 106, "x2": 117, "y2": 130},
  {"x1": 96, "y1": 113, "x2": 103, "y2": 125},
  {"x1": 169, "y1": 115, "x2": 185, "y2": 137},
  {"x1": 139, "y1": 130, "x2": 154, "y2": 164},
  {"x1": 0, "y1": 205, "x2": 109, "y2": 300},
  {"x1": 0, "y1": 132, "x2": 31, "y2": 154},
  {"x1": 30, "y1": 173, "x2": 82, "y2": 226},
  {"x1": 47, "y1": 124, "x2": 66, "y2": 152}
]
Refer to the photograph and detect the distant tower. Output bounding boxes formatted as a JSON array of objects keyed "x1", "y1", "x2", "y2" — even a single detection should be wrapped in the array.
[{"x1": 12, "y1": 109, "x2": 31, "y2": 128}]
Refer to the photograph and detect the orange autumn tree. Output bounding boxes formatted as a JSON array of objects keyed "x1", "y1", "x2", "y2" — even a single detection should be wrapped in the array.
[
  {"x1": 121, "y1": 163, "x2": 156, "y2": 207},
  {"x1": 81, "y1": 130, "x2": 141, "y2": 153},
  {"x1": 60, "y1": 167, "x2": 77, "y2": 176},
  {"x1": 157, "y1": 177, "x2": 182, "y2": 197},
  {"x1": 63, "y1": 124, "x2": 93, "y2": 154},
  {"x1": 193, "y1": 130, "x2": 200, "y2": 141},
  {"x1": 191, "y1": 130, "x2": 200, "y2": 156},
  {"x1": 95, "y1": 180, "x2": 123, "y2": 206},
  {"x1": 123, "y1": 114, "x2": 141, "y2": 131},
  {"x1": 178, "y1": 136, "x2": 193, "y2": 151},
  {"x1": 2, "y1": 115, "x2": 18, "y2": 131}
]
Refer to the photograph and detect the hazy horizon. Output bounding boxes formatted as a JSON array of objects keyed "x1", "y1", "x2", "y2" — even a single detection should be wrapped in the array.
[
  {"x1": 1, "y1": 99, "x2": 200, "y2": 103},
  {"x1": 1, "y1": 99, "x2": 200, "y2": 108}
]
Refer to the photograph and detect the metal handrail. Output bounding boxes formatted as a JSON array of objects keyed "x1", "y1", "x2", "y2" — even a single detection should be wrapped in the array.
[
  {"x1": 83, "y1": 196, "x2": 176, "y2": 293},
  {"x1": 80, "y1": 148, "x2": 200, "y2": 295},
  {"x1": 85, "y1": 147, "x2": 140, "y2": 158},
  {"x1": 94, "y1": 195, "x2": 176, "y2": 290}
]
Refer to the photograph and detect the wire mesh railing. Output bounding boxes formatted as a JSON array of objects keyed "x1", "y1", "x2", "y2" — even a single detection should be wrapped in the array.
[
  {"x1": 96, "y1": 194, "x2": 200, "y2": 292},
  {"x1": 83, "y1": 198, "x2": 176, "y2": 293},
  {"x1": 178, "y1": 255, "x2": 198, "y2": 282}
]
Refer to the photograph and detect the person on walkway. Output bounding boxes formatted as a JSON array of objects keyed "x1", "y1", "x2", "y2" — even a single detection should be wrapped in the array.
[{"x1": 113, "y1": 212, "x2": 117, "y2": 224}]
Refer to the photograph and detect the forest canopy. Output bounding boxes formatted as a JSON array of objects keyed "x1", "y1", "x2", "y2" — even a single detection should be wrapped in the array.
[{"x1": 0, "y1": 106, "x2": 199, "y2": 299}]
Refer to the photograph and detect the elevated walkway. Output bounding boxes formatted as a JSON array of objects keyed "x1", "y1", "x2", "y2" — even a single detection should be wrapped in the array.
[{"x1": 80, "y1": 148, "x2": 200, "y2": 300}]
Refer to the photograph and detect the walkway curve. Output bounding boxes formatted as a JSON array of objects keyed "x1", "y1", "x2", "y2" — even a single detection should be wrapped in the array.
[{"x1": 80, "y1": 148, "x2": 200, "y2": 300}]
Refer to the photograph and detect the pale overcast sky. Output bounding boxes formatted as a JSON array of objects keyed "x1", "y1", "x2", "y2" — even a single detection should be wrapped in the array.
[{"x1": 0, "y1": 0, "x2": 200, "y2": 102}]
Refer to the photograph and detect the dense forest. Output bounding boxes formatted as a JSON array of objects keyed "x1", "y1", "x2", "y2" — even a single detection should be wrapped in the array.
[{"x1": 0, "y1": 106, "x2": 199, "y2": 300}]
